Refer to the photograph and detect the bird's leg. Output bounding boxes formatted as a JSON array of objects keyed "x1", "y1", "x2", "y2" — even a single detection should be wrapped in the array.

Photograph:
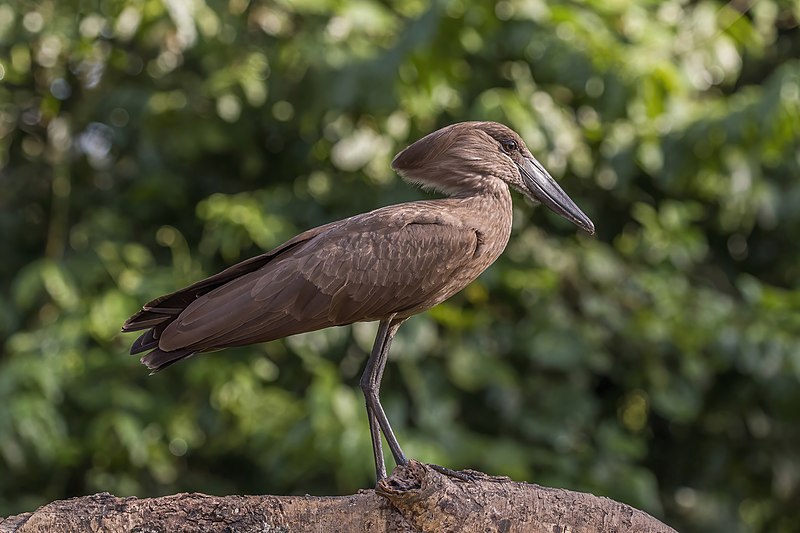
[
  {"x1": 361, "y1": 319, "x2": 393, "y2": 481},
  {"x1": 361, "y1": 317, "x2": 407, "y2": 481},
  {"x1": 365, "y1": 405, "x2": 386, "y2": 480},
  {"x1": 372, "y1": 319, "x2": 407, "y2": 465}
]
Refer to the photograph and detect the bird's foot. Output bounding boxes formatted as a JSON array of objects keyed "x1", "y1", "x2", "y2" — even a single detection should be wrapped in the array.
[{"x1": 426, "y1": 463, "x2": 476, "y2": 482}]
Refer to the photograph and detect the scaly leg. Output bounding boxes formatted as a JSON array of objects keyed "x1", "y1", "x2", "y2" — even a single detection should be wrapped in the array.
[{"x1": 360, "y1": 317, "x2": 407, "y2": 481}]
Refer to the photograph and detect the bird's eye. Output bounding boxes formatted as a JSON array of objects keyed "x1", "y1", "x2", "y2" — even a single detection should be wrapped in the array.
[{"x1": 501, "y1": 139, "x2": 518, "y2": 153}]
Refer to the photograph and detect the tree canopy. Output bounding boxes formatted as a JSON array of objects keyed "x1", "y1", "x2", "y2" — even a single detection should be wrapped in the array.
[{"x1": 1, "y1": 1, "x2": 799, "y2": 531}]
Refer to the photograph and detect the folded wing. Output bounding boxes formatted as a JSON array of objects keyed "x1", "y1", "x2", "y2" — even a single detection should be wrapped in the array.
[{"x1": 125, "y1": 206, "x2": 481, "y2": 372}]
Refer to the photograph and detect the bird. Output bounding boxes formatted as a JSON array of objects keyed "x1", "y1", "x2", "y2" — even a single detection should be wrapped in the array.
[{"x1": 122, "y1": 121, "x2": 595, "y2": 482}]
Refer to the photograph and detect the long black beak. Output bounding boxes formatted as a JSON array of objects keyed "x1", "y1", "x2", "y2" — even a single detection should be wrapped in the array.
[{"x1": 517, "y1": 157, "x2": 595, "y2": 235}]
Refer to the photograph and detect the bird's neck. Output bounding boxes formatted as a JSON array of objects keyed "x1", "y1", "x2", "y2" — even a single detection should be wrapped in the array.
[
  {"x1": 411, "y1": 172, "x2": 514, "y2": 246},
  {"x1": 449, "y1": 176, "x2": 509, "y2": 198},
  {"x1": 450, "y1": 176, "x2": 513, "y2": 213},
  {"x1": 450, "y1": 179, "x2": 514, "y2": 252}
]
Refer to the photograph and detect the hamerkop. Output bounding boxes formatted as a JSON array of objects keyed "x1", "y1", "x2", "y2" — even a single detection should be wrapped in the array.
[{"x1": 123, "y1": 121, "x2": 594, "y2": 481}]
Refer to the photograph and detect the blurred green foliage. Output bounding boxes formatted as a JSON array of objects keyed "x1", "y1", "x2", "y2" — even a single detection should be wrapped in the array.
[{"x1": 1, "y1": 0, "x2": 799, "y2": 531}]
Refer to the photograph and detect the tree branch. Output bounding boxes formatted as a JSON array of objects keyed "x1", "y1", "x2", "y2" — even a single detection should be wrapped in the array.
[{"x1": 1, "y1": 460, "x2": 676, "y2": 533}]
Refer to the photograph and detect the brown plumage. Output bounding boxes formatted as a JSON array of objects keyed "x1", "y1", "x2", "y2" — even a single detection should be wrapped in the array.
[{"x1": 122, "y1": 121, "x2": 594, "y2": 481}]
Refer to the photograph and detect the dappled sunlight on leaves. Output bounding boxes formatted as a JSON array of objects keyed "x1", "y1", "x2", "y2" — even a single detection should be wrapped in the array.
[{"x1": 1, "y1": 0, "x2": 799, "y2": 531}]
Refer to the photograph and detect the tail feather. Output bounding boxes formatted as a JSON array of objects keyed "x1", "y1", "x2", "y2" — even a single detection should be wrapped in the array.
[
  {"x1": 130, "y1": 328, "x2": 159, "y2": 355},
  {"x1": 141, "y1": 347, "x2": 197, "y2": 373},
  {"x1": 121, "y1": 313, "x2": 171, "y2": 332}
]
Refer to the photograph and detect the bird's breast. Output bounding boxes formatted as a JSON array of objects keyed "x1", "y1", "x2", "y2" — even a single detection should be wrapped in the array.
[{"x1": 389, "y1": 192, "x2": 513, "y2": 319}]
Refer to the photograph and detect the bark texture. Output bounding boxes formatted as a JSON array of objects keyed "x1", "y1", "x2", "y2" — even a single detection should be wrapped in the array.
[{"x1": 1, "y1": 460, "x2": 676, "y2": 533}]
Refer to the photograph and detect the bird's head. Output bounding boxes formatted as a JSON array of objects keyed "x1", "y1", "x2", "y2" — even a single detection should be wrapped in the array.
[{"x1": 392, "y1": 121, "x2": 595, "y2": 235}]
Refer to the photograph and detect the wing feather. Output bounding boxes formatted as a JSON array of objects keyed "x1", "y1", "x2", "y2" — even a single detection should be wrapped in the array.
[
  {"x1": 127, "y1": 202, "x2": 487, "y2": 370},
  {"x1": 158, "y1": 213, "x2": 479, "y2": 352},
  {"x1": 122, "y1": 221, "x2": 338, "y2": 332}
]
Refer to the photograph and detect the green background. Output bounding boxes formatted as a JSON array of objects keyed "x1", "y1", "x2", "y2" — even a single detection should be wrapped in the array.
[{"x1": 1, "y1": 1, "x2": 799, "y2": 531}]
